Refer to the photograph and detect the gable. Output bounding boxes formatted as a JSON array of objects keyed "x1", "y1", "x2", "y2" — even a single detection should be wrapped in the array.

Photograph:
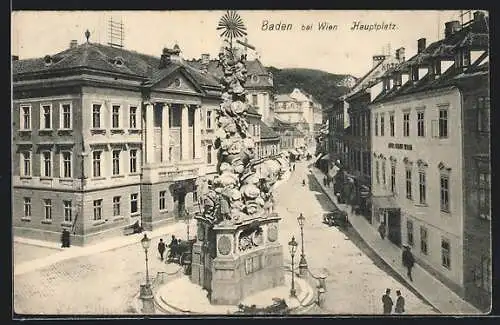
[{"x1": 151, "y1": 70, "x2": 203, "y2": 95}]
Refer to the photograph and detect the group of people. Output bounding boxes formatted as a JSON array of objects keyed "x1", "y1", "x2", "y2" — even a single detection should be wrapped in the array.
[
  {"x1": 157, "y1": 235, "x2": 181, "y2": 261},
  {"x1": 382, "y1": 288, "x2": 405, "y2": 314}
]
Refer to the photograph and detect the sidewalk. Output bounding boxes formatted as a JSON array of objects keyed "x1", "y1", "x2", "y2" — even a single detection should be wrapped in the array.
[
  {"x1": 309, "y1": 167, "x2": 481, "y2": 315},
  {"x1": 14, "y1": 219, "x2": 196, "y2": 276}
]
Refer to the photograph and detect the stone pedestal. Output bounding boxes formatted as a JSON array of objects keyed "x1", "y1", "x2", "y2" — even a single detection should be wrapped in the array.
[{"x1": 191, "y1": 214, "x2": 284, "y2": 305}]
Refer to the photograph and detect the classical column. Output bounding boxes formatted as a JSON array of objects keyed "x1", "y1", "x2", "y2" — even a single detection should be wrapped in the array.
[
  {"x1": 144, "y1": 101, "x2": 154, "y2": 164},
  {"x1": 181, "y1": 104, "x2": 189, "y2": 161},
  {"x1": 194, "y1": 105, "x2": 202, "y2": 159},
  {"x1": 162, "y1": 103, "x2": 170, "y2": 163}
]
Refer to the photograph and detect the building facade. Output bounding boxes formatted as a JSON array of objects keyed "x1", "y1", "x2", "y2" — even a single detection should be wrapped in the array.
[
  {"x1": 369, "y1": 12, "x2": 490, "y2": 310},
  {"x1": 13, "y1": 40, "x2": 221, "y2": 245}
]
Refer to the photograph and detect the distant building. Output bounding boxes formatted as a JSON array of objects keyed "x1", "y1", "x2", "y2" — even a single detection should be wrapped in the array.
[
  {"x1": 369, "y1": 13, "x2": 490, "y2": 311},
  {"x1": 13, "y1": 40, "x2": 221, "y2": 245}
]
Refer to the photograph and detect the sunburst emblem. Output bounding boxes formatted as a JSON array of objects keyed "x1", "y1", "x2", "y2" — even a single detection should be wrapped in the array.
[{"x1": 216, "y1": 10, "x2": 247, "y2": 39}]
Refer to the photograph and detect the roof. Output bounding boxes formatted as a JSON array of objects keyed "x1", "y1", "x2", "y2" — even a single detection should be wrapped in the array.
[
  {"x1": 370, "y1": 16, "x2": 489, "y2": 105},
  {"x1": 247, "y1": 106, "x2": 261, "y2": 117},
  {"x1": 275, "y1": 94, "x2": 295, "y2": 102},
  {"x1": 259, "y1": 120, "x2": 280, "y2": 139},
  {"x1": 13, "y1": 42, "x2": 220, "y2": 88},
  {"x1": 349, "y1": 60, "x2": 385, "y2": 91}
]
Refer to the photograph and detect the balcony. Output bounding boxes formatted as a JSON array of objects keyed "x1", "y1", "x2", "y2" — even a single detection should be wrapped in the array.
[{"x1": 142, "y1": 158, "x2": 203, "y2": 183}]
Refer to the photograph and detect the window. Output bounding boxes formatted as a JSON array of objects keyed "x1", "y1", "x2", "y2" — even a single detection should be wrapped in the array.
[
  {"x1": 403, "y1": 113, "x2": 410, "y2": 137},
  {"x1": 405, "y1": 168, "x2": 412, "y2": 200},
  {"x1": 389, "y1": 113, "x2": 395, "y2": 137},
  {"x1": 112, "y1": 150, "x2": 120, "y2": 175},
  {"x1": 130, "y1": 193, "x2": 138, "y2": 214},
  {"x1": 477, "y1": 97, "x2": 490, "y2": 133},
  {"x1": 24, "y1": 197, "x2": 31, "y2": 218},
  {"x1": 169, "y1": 147, "x2": 173, "y2": 162},
  {"x1": 21, "y1": 105, "x2": 31, "y2": 130},
  {"x1": 112, "y1": 105, "x2": 120, "y2": 129},
  {"x1": 440, "y1": 175, "x2": 450, "y2": 212},
  {"x1": 92, "y1": 104, "x2": 101, "y2": 128},
  {"x1": 417, "y1": 111, "x2": 425, "y2": 137},
  {"x1": 42, "y1": 151, "x2": 52, "y2": 177},
  {"x1": 206, "y1": 110, "x2": 212, "y2": 129},
  {"x1": 93, "y1": 151, "x2": 102, "y2": 177},
  {"x1": 441, "y1": 238, "x2": 451, "y2": 269},
  {"x1": 375, "y1": 160, "x2": 380, "y2": 184},
  {"x1": 419, "y1": 171, "x2": 426, "y2": 204},
  {"x1": 207, "y1": 145, "x2": 212, "y2": 164},
  {"x1": 159, "y1": 191, "x2": 166, "y2": 211},
  {"x1": 380, "y1": 113, "x2": 385, "y2": 136},
  {"x1": 407, "y1": 220, "x2": 414, "y2": 246},
  {"x1": 478, "y1": 171, "x2": 490, "y2": 220},
  {"x1": 93, "y1": 199, "x2": 102, "y2": 220},
  {"x1": 63, "y1": 200, "x2": 72, "y2": 222},
  {"x1": 21, "y1": 151, "x2": 31, "y2": 177},
  {"x1": 439, "y1": 108, "x2": 448, "y2": 138},
  {"x1": 61, "y1": 104, "x2": 72, "y2": 129},
  {"x1": 129, "y1": 149, "x2": 137, "y2": 173},
  {"x1": 41, "y1": 104, "x2": 52, "y2": 129},
  {"x1": 252, "y1": 94, "x2": 258, "y2": 106},
  {"x1": 43, "y1": 199, "x2": 52, "y2": 220},
  {"x1": 59, "y1": 151, "x2": 72, "y2": 178},
  {"x1": 374, "y1": 113, "x2": 378, "y2": 136},
  {"x1": 113, "y1": 196, "x2": 121, "y2": 216},
  {"x1": 390, "y1": 163, "x2": 396, "y2": 193},
  {"x1": 420, "y1": 226, "x2": 428, "y2": 255},
  {"x1": 382, "y1": 160, "x2": 386, "y2": 185},
  {"x1": 129, "y1": 106, "x2": 137, "y2": 129}
]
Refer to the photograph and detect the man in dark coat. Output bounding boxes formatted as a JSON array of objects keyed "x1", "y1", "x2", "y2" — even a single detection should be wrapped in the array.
[
  {"x1": 394, "y1": 290, "x2": 405, "y2": 314},
  {"x1": 158, "y1": 238, "x2": 166, "y2": 261},
  {"x1": 168, "y1": 235, "x2": 177, "y2": 261},
  {"x1": 402, "y1": 246, "x2": 415, "y2": 281},
  {"x1": 382, "y1": 288, "x2": 393, "y2": 314},
  {"x1": 378, "y1": 221, "x2": 386, "y2": 240},
  {"x1": 61, "y1": 229, "x2": 70, "y2": 248}
]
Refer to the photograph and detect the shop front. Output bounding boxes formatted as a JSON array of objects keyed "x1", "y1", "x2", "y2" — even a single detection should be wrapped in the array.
[{"x1": 371, "y1": 196, "x2": 402, "y2": 247}]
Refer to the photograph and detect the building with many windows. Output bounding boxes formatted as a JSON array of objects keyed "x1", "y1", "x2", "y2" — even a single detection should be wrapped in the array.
[
  {"x1": 369, "y1": 12, "x2": 490, "y2": 310},
  {"x1": 13, "y1": 39, "x2": 222, "y2": 245}
]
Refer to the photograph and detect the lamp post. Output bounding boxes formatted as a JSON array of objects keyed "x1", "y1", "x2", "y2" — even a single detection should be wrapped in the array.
[
  {"x1": 288, "y1": 236, "x2": 298, "y2": 298},
  {"x1": 297, "y1": 213, "x2": 308, "y2": 277},
  {"x1": 139, "y1": 234, "x2": 155, "y2": 314}
]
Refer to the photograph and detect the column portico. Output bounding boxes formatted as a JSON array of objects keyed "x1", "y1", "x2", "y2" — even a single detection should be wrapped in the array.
[
  {"x1": 162, "y1": 103, "x2": 170, "y2": 163},
  {"x1": 194, "y1": 105, "x2": 202, "y2": 159},
  {"x1": 144, "y1": 101, "x2": 155, "y2": 164},
  {"x1": 181, "y1": 104, "x2": 189, "y2": 160}
]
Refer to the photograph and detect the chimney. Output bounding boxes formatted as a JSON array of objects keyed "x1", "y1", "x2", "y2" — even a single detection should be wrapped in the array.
[
  {"x1": 417, "y1": 38, "x2": 426, "y2": 53},
  {"x1": 445, "y1": 21, "x2": 461, "y2": 38},
  {"x1": 69, "y1": 40, "x2": 78, "y2": 49},
  {"x1": 12, "y1": 55, "x2": 19, "y2": 61},
  {"x1": 200, "y1": 53, "x2": 209, "y2": 74},
  {"x1": 159, "y1": 48, "x2": 171, "y2": 69},
  {"x1": 395, "y1": 47, "x2": 405, "y2": 63}
]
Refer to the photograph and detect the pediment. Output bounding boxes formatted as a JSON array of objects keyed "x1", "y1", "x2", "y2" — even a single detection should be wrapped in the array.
[{"x1": 152, "y1": 70, "x2": 203, "y2": 95}]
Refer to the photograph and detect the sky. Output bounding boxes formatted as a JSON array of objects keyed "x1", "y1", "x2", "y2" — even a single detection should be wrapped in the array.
[{"x1": 11, "y1": 10, "x2": 474, "y2": 78}]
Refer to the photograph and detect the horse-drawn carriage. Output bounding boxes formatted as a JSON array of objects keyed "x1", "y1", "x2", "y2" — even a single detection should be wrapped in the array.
[{"x1": 167, "y1": 238, "x2": 197, "y2": 274}]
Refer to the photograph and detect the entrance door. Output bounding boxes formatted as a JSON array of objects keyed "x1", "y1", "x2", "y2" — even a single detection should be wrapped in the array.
[
  {"x1": 387, "y1": 209, "x2": 402, "y2": 247},
  {"x1": 178, "y1": 191, "x2": 186, "y2": 219}
]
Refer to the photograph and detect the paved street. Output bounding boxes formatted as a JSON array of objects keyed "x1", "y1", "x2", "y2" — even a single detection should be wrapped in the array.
[
  {"x1": 274, "y1": 160, "x2": 438, "y2": 314},
  {"x1": 14, "y1": 159, "x2": 437, "y2": 315}
]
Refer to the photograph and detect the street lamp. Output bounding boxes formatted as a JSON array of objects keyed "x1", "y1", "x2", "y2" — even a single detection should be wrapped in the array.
[
  {"x1": 297, "y1": 213, "x2": 308, "y2": 276},
  {"x1": 139, "y1": 234, "x2": 155, "y2": 313},
  {"x1": 288, "y1": 236, "x2": 298, "y2": 298}
]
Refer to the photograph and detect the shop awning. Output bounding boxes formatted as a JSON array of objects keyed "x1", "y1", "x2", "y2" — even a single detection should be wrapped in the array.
[
  {"x1": 289, "y1": 149, "x2": 300, "y2": 156},
  {"x1": 320, "y1": 154, "x2": 331, "y2": 161},
  {"x1": 310, "y1": 153, "x2": 323, "y2": 165},
  {"x1": 371, "y1": 196, "x2": 399, "y2": 211}
]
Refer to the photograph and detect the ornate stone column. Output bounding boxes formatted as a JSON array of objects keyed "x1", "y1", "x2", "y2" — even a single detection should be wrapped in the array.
[
  {"x1": 144, "y1": 101, "x2": 155, "y2": 164},
  {"x1": 194, "y1": 105, "x2": 202, "y2": 159},
  {"x1": 162, "y1": 103, "x2": 170, "y2": 163},
  {"x1": 181, "y1": 104, "x2": 189, "y2": 160}
]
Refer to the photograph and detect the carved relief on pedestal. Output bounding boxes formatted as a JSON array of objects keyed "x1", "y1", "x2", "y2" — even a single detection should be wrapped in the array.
[
  {"x1": 267, "y1": 224, "x2": 278, "y2": 242},
  {"x1": 217, "y1": 235, "x2": 232, "y2": 255}
]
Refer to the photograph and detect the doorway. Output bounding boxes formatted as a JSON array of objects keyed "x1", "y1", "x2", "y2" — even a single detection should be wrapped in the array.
[{"x1": 387, "y1": 209, "x2": 402, "y2": 247}]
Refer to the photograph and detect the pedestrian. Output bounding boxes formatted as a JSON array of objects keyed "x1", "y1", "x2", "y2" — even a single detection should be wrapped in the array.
[
  {"x1": 158, "y1": 238, "x2": 166, "y2": 261},
  {"x1": 382, "y1": 288, "x2": 393, "y2": 314},
  {"x1": 394, "y1": 290, "x2": 405, "y2": 314},
  {"x1": 323, "y1": 176, "x2": 327, "y2": 186},
  {"x1": 168, "y1": 235, "x2": 177, "y2": 261},
  {"x1": 402, "y1": 245, "x2": 415, "y2": 281},
  {"x1": 378, "y1": 221, "x2": 386, "y2": 240},
  {"x1": 60, "y1": 229, "x2": 71, "y2": 248}
]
